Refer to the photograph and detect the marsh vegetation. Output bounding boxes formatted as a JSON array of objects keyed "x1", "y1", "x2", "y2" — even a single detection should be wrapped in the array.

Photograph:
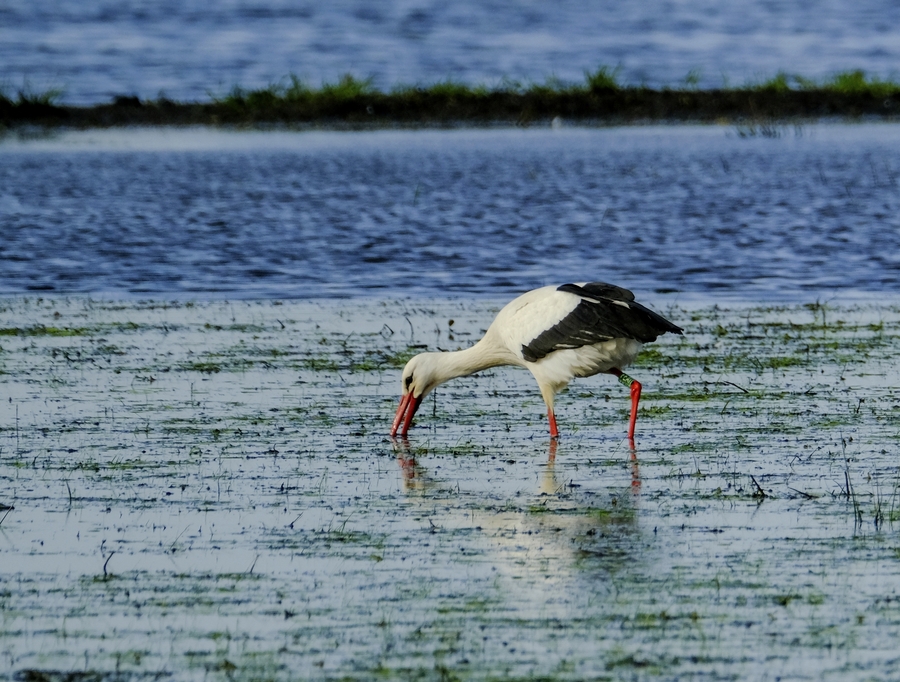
[
  {"x1": 3, "y1": 69, "x2": 900, "y2": 128},
  {"x1": 2, "y1": 295, "x2": 899, "y2": 680}
]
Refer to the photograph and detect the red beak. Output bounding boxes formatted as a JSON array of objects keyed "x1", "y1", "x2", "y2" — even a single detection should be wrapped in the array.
[{"x1": 390, "y1": 392, "x2": 422, "y2": 437}]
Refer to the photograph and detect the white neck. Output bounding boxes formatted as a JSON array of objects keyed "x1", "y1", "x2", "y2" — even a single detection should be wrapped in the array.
[{"x1": 428, "y1": 336, "x2": 514, "y2": 384}]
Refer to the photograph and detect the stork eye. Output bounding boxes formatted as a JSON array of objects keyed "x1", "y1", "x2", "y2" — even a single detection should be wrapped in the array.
[{"x1": 405, "y1": 374, "x2": 413, "y2": 389}]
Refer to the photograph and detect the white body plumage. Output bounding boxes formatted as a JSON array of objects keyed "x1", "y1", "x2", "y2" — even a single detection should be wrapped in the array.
[{"x1": 488, "y1": 284, "x2": 644, "y2": 409}]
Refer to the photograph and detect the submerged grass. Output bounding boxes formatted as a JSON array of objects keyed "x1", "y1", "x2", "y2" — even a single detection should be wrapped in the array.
[
  {"x1": 3, "y1": 68, "x2": 900, "y2": 129},
  {"x1": 2, "y1": 297, "x2": 900, "y2": 681},
  {"x1": 0, "y1": 326, "x2": 89, "y2": 337}
]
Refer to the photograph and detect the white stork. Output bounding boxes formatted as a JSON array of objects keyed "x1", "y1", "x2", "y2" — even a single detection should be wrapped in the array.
[{"x1": 390, "y1": 282, "x2": 682, "y2": 440}]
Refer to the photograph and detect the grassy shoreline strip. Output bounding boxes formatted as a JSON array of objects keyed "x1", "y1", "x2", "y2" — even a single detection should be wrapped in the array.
[{"x1": 3, "y1": 69, "x2": 900, "y2": 129}]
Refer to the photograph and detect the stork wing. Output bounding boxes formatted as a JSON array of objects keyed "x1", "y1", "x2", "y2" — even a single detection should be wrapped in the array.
[
  {"x1": 565, "y1": 281, "x2": 636, "y2": 302},
  {"x1": 521, "y1": 282, "x2": 683, "y2": 362}
]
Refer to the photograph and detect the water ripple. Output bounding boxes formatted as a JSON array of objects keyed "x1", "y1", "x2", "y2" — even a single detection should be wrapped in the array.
[{"x1": 1, "y1": 125, "x2": 898, "y2": 301}]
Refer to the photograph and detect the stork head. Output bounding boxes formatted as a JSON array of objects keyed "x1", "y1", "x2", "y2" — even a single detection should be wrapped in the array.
[{"x1": 390, "y1": 353, "x2": 444, "y2": 437}]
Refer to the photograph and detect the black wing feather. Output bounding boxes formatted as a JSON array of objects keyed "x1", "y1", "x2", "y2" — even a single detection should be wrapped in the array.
[
  {"x1": 562, "y1": 281, "x2": 635, "y2": 302},
  {"x1": 521, "y1": 282, "x2": 683, "y2": 362}
]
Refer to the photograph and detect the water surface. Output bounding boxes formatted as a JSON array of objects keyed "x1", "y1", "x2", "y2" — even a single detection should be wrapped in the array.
[
  {"x1": 1, "y1": 124, "x2": 898, "y2": 301},
  {"x1": 4, "y1": 0, "x2": 900, "y2": 104},
  {"x1": 1, "y1": 296, "x2": 899, "y2": 680}
]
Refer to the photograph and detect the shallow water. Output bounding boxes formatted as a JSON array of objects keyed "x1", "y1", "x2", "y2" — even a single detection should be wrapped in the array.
[
  {"x1": 4, "y1": 0, "x2": 900, "y2": 104},
  {"x1": 1, "y1": 125, "x2": 899, "y2": 300},
  {"x1": 1, "y1": 295, "x2": 899, "y2": 680}
]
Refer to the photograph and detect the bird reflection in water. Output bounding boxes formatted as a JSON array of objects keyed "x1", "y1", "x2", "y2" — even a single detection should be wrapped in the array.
[
  {"x1": 391, "y1": 436, "x2": 430, "y2": 492},
  {"x1": 627, "y1": 437, "x2": 641, "y2": 495},
  {"x1": 389, "y1": 435, "x2": 646, "y2": 576},
  {"x1": 391, "y1": 435, "x2": 642, "y2": 498},
  {"x1": 544, "y1": 437, "x2": 641, "y2": 496}
]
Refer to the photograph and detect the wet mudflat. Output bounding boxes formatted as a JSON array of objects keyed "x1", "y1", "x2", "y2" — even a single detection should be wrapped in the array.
[{"x1": 1, "y1": 295, "x2": 900, "y2": 681}]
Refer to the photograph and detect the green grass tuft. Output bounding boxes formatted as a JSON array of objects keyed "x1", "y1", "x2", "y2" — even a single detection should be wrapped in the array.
[
  {"x1": 5, "y1": 67, "x2": 900, "y2": 128},
  {"x1": 0, "y1": 84, "x2": 64, "y2": 107},
  {"x1": 747, "y1": 69, "x2": 900, "y2": 96},
  {"x1": 585, "y1": 65, "x2": 622, "y2": 91},
  {"x1": 826, "y1": 69, "x2": 900, "y2": 96}
]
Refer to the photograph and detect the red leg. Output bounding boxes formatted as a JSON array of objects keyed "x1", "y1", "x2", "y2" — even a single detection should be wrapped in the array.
[
  {"x1": 629, "y1": 442, "x2": 641, "y2": 493},
  {"x1": 609, "y1": 368, "x2": 642, "y2": 439},
  {"x1": 548, "y1": 408, "x2": 559, "y2": 440},
  {"x1": 627, "y1": 379, "x2": 642, "y2": 440}
]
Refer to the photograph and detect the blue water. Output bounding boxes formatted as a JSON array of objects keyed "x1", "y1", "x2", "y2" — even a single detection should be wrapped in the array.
[
  {"x1": 1, "y1": 125, "x2": 898, "y2": 300},
  {"x1": 3, "y1": 0, "x2": 900, "y2": 105}
]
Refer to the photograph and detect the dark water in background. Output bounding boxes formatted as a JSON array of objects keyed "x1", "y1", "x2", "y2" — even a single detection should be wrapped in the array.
[
  {"x1": 1, "y1": 125, "x2": 897, "y2": 300},
  {"x1": 3, "y1": 0, "x2": 900, "y2": 104}
]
